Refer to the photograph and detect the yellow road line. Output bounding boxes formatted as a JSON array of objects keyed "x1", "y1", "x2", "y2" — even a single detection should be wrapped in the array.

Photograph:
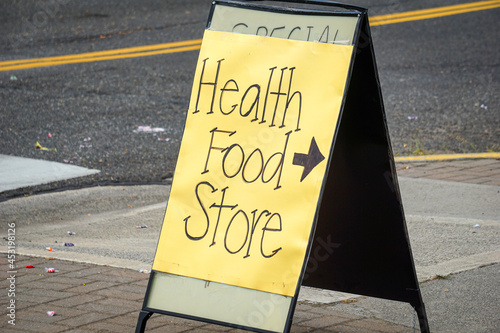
[
  {"x1": 0, "y1": 39, "x2": 202, "y2": 71},
  {"x1": 370, "y1": 0, "x2": 500, "y2": 26},
  {"x1": 1, "y1": 39, "x2": 202, "y2": 66},
  {"x1": 1, "y1": 0, "x2": 499, "y2": 72},
  {"x1": 0, "y1": 45, "x2": 202, "y2": 71},
  {"x1": 395, "y1": 152, "x2": 500, "y2": 162}
]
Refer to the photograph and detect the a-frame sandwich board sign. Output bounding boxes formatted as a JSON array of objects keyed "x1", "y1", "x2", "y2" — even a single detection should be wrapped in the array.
[{"x1": 136, "y1": 1, "x2": 430, "y2": 333}]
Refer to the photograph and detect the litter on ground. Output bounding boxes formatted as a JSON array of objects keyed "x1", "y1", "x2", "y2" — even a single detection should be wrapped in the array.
[{"x1": 134, "y1": 126, "x2": 166, "y2": 133}]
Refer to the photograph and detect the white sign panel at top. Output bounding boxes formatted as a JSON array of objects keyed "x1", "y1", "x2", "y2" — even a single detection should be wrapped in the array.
[{"x1": 210, "y1": 3, "x2": 359, "y2": 45}]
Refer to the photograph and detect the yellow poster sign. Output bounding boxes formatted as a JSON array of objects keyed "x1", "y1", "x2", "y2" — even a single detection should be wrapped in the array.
[{"x1": 153, "y1": 29, "x2": 353, "y2": 296}]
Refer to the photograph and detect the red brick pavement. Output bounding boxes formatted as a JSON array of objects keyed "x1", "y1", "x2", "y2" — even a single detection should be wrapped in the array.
[
  {"x1": 1, "y1": 256, "x2": 416, "y2": 333},
  {"x1": 395, "y1": 158, "x2": 500, "y2": 186}
]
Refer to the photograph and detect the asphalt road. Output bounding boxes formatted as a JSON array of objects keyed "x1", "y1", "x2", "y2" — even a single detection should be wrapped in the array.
[{"x1": 1, "y1": 0, "x2": 499, "y2": 198}]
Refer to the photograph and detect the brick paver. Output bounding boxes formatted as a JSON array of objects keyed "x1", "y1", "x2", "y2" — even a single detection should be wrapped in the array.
[
  {"x1": 1, "y1": 255, "x2": 417, "y2": 332},
  {"x1": 396, "y1": 158, "x2": 500, "y2": 186}
]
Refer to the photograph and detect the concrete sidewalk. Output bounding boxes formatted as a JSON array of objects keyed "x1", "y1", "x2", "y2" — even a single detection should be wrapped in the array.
[
  {"x1": 1, "y1": 157, "x2": 499, "y2": 332},
  {"x1": 0, "y1": 154, "x2": 100, "y2": 193}
]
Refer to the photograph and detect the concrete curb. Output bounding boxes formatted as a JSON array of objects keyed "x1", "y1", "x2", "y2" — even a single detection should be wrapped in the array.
[{"x1": 395, "y1": 152, "x2": 500, "y2": 162}]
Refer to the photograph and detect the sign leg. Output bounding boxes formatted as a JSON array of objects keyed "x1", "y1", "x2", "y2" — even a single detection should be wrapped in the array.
[
  {"x1": 413, "y1": 302, "x2": 430, "y2": 333},
  {"x1": 135, "y1": 310, "x2": 153, "y2": 333}
]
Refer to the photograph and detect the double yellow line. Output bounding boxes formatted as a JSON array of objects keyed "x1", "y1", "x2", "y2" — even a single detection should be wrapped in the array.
[
  {"x1": 370, "y1": 0, "x2": 500, "y2": 25},
  {"x1": 0, "y1": 39, "x2": 202, "y2": 72},
  {"x1": 1, "y1": 0, "x2": 499, "y2": 72}
]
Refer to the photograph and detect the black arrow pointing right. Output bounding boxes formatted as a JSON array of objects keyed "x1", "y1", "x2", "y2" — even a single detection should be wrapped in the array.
[{"x1": 292, "y1": 137, "x2": 325, "y2": 182}]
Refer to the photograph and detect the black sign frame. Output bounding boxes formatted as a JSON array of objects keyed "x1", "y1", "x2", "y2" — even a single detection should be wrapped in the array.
[{"x1": 136, "y1": 1, "x2": 430, "y2": 332}]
